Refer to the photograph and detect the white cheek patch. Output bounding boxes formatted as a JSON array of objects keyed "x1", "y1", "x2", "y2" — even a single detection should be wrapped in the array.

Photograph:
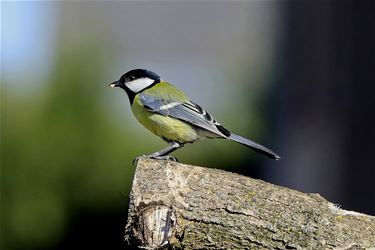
[{"x1": 126, "y1": 77, "x2": 155, "y2": 92}]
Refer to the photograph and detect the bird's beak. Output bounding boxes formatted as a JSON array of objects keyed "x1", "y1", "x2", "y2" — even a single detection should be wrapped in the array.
[{"x1": 109, "y1": 81, "x2": 120, "y2": 88}]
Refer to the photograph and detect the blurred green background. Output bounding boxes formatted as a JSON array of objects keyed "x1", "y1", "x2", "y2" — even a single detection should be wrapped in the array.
[{"x1": 1, "y1": 1, "x2": 374, "y2": 249}]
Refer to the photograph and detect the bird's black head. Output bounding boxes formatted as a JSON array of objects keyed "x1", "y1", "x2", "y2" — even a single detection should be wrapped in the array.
[
  {"x1": 109, "y1": 69, "x2": 161, "y2": 103},
  {"x1": 122, "y1": 69, "x2": 161, "y2": 84}
]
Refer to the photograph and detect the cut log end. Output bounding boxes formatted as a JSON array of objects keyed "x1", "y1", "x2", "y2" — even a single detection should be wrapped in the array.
[{"x1": 125, "y1": 202, "x2": 176, "y2": 249}]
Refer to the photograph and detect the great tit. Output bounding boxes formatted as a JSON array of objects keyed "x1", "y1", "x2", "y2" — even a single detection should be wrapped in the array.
[{"x1": 110, "y1": 69, "x2": 280, "y2": 161}]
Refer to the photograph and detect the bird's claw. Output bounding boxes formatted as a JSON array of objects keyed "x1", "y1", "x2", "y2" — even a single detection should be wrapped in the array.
[
  {"x1": 132, "y1": 155, "x2": 178, "y2": 165},
  {"x1": 150, "y1": 155, "x2": 178, "y2": 162},
  {"x1": 132, "y1": 155, "x2": 147, "y2": 165}
]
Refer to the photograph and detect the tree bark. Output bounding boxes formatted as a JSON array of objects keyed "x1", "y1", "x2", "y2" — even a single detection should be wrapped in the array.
[{"x1": 124, "y1": 158, "x2": 375, "y2": 249}]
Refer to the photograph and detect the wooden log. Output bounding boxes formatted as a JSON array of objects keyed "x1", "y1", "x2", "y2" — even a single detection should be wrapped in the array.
[{"x1": 124, "y1": 158, "x2": 375, "y2": 249}]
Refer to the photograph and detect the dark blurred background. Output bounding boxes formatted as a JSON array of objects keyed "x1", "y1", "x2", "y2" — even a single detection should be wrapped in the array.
[{"x1": 1, "y1": 1, "x2": 374, "y2": 249}]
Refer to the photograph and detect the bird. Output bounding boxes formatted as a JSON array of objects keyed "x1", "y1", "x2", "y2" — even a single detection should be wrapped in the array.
[{"x1": 109, "y1": 69, "x2": 280, "y2": 161}]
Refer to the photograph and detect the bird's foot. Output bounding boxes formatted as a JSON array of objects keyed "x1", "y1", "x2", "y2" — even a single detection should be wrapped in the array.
[
  {"x1": 150, "y1": 155, "x2": 178, "y2": 162},
  {"x1": 132, "y1": 155, "x2": 147, "y2": 165},
  {"x1": 132, "y1": 154, "x2": 178, "y2": 165}
]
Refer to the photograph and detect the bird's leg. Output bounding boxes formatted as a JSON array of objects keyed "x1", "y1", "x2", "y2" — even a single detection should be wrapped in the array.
[
  {"x1": 133, "y1": 142, "x2": 184, "y2": 164},
  {"x1": 148, "y1": 142, "x2": 184, "y2": 161},
  {"x1": 151, "y1": 142, "x2": 183, "y2": 157}
]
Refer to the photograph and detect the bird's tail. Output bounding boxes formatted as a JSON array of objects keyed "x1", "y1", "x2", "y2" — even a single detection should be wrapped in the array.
[{"x1": 229, "y1": 133, "x2": 281, "y2": 160}]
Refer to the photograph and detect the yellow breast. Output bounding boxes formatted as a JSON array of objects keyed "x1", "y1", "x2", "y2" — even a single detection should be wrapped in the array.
[{"x1": 131, "y1": 95, "x2": 199, "y2": 143}]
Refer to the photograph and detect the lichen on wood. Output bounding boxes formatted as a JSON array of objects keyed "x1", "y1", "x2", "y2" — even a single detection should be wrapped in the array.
[{"x1": 125, "y1": 158, "x2": 375, "y2": 249}]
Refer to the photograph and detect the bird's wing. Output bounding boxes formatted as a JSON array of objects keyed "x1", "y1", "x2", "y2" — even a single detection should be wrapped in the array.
[
  {"x1": 139, "y1": 93, "x2": 230, "y2": 138},
  {"x1": 138, "y1": 92, "x2": 281, "y2": 160}
]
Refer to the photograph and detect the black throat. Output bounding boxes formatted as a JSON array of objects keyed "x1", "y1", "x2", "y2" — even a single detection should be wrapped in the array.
[{"x1": 122, "y1": 87, "x2": 136, "y2": 104}]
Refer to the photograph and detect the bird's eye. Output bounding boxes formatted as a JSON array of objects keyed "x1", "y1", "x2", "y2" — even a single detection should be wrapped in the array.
[{"x1": 119, "y1": 76, "x2": 125, "y2": 83}]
